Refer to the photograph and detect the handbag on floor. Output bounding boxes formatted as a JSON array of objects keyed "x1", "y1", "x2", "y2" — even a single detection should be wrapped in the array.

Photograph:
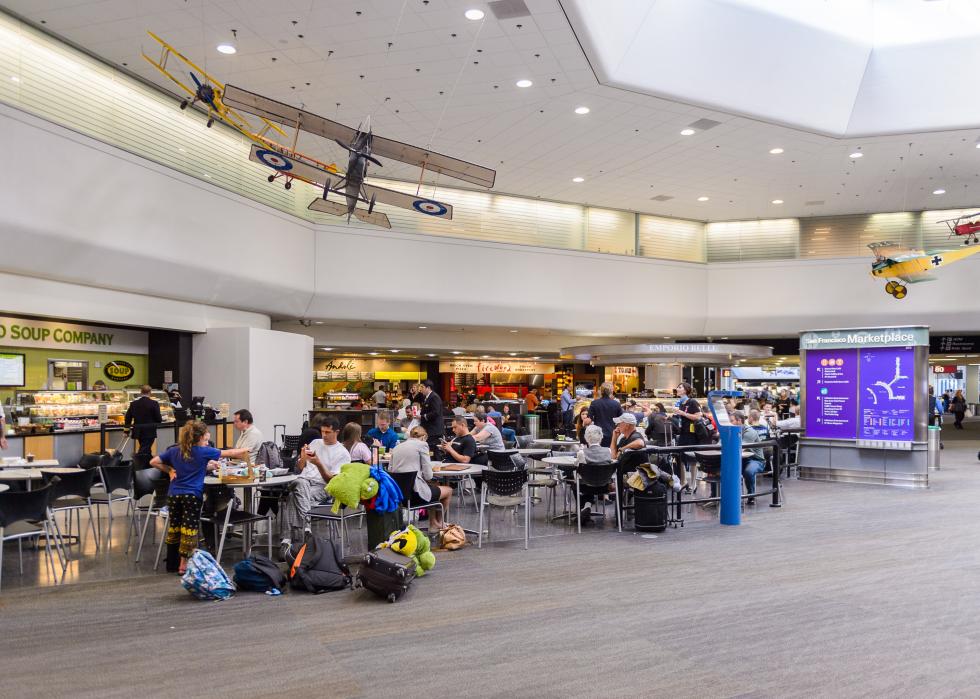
[
  {"x1": 181, "y1": 549, "x2": 236, "y2": 600},
  {"x1": 439, "y1": 524, "x2": 466, "y2": 550}
]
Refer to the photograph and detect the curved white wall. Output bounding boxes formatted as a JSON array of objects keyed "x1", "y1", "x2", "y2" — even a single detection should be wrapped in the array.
[{"x1": 2, "y1": 101, "x2": 979, "y2": 342}]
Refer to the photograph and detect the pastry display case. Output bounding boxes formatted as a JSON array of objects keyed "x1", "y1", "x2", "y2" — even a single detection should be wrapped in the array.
[{"x1": 13, "y1": 389, "x2": 173, "y2": 431}]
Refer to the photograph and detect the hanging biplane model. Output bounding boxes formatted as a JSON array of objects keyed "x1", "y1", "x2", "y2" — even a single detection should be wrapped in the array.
[
  {"x1": 220, "y1": 84, "x2": 497, "y2": 230},
  {"x1": 869, "y1": 241, "x2": 980, "y2": 298},
  {"x1": 140, "y1": 32, "x2": 339, "y2": 190},
  {"x1": 936, "y1": 212, "x2": 980, "y2": 245}
]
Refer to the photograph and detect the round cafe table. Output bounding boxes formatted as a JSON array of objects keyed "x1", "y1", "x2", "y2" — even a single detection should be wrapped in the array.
[
  {"x1": 202, "y1": 473, "x2": 298, "y2": 556},
  {"x1": 0, "y1": 469, "x2": 45, "y2": 490},
  {"x1": 431, "y1": 462, "x2": 484, "y2": 511},
  {"x1": 0, "y1": 459, "x2": 60, "y2": 469},
  {"x1": 531, "y1": 439, "x2": 579, "y2": 452}
]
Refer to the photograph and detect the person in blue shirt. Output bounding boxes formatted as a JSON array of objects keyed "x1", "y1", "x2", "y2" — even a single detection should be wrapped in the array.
[
  {"x1": 151, "y1": 420, "x2": 248, "y2": 574},
  {"x1": 560, "y1": 386, "x2": 576, "y2": 435},
  {"x1": 367, "y1": 412, "x2": 400, "y2": 451}
]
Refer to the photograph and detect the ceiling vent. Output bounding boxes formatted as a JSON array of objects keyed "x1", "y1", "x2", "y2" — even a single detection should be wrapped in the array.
[
  {"x1": 686, "y1": 118, "x2": 721, "y2": 131},
  {"x1": 650, "y1": 194, "x2": 674, "y2": 201},
  {"x1": 488, "y1": 0, "x2": 532, "y2": 20},
  {"x1": 804, "y1": 200, "x2": 825, "y2": 206}
]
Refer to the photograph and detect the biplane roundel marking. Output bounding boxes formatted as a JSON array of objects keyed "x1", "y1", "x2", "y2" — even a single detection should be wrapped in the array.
[
  {"x1": 412, "y1": 199, "x2": 447, "y2": 216},
  {"x1": 255, "y1": 149, "x2": 293, "y2": 171}
]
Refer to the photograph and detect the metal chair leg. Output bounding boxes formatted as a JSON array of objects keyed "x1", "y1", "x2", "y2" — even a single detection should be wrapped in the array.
[
  {"x1": 477, "y1": 485, "x2": 486, "y2": 549},
  {"x1": 615, "y1": 482, "x2": 622, "y2": 532},
  {"x1": 87, "y1": 502, "x2": 101, "y2": 552},
  {"x1": 153, "y1": 513, "x2": 169, "y2": 570},
  {"x1": 524, "y1": 487, "x2": 529, "y2": 550},
  {"x1": 576, "y1": 474, "x2": 582, "y2": 534}
]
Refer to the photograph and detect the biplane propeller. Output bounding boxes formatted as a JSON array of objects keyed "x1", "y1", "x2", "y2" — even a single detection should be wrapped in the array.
[
  {"x1": 221, "y1": 84, "x2": 496, "y2": 229},
  {"x1": 182, "y1": 72, "x2": 218, "y2": 127}
]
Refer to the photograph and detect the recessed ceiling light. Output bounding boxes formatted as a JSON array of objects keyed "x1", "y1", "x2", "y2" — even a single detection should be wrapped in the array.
[
  {"x1": 450, "y1": 351, "x2": 461, "y2": 355},
  {"x1": 663, "y1": 336, "x2": 671, "y2": 339},
  {"x1": 975, "y1": 143, "x2": 980, "y2": 149},
  {"x1": 10, "y1": 75, "x2": 20, "y2": 83},
  {"x1": 697, "y1": 196, "x2": 709, "y2": 202},
  {"x1": 368, "y1": 352, "x2": 379, "y2": 356},
  {"x1": 389, "y1": 349, "x2": 400, "y2": 353},
  {"x1": 427, "y1": 353, "x2": 437, "y2": 357},
  {"x1": 933, "y1": 189, "x2": 946, "y2": 195},
  {"x1": 216, "y1": 44, "x2": 237, "y2": 55},
  {"x1": 516, "y1": 79, "x2": 533, "y2": 88},
  {"x1": 769, "y1": 147, "x2": 784, "y2": 154},
  {"x1": 417, "y1": 326, "x2": 427, "y2": 329},
  {"x1": 771, "y1": 199, "x2": 784, "y2": 204},
  {"x1": 849, "y1": 151, "x2": 863, "y2": 159},
  {"x1": 572, "y1": 177, "x2": 584, "y2": 183},
  {"x1": 508, "y1": 352, "x2": 519, "y2": 356},
  {"x1": 510, "y1": 329, "x2": 519, "y2": 333},
  {"x1": 574, "y1": 106, "x2": 590, "y2": 115},
  {"x1": 532, "y1": 356, "x2": 540, "y2": 359},
  {"x1": 680, "y1": 128, "x2": 695, "y2": 136},
  {"x1": 464, "y1": 9, "x2": 485, "y2": 20},
  {"x1": 314, "y1": 321, "x2": 324, "y2": 325},
  {"x1": 481, "y1": 355, "x2": 490, "y2": 359},
  {"x1": 321, "y1": 347, "x2": 333, "y2": 351}
]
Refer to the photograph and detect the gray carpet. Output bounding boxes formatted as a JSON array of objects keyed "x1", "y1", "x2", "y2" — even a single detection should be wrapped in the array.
[{"x1": 3, "y1": 444, "x2": 980, "y2": 698}]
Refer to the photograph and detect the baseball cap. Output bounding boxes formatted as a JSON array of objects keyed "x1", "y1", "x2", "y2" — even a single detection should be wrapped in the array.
[{"x1": 613, "y1": 413, "x2": 637, "y2": 425}]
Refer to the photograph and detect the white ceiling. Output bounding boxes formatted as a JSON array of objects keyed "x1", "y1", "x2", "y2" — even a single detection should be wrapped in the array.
[
  {"x1": 565, "y1": 0, "x2": 980, "y2": 137},
  {"x1": 5, "y1": 0, "x2": 980, "y2": 221}
]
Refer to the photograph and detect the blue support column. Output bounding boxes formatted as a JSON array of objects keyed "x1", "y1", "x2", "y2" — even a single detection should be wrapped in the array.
[{"x1": 718, "y1": 424, "x2": 742, "y2": 526}]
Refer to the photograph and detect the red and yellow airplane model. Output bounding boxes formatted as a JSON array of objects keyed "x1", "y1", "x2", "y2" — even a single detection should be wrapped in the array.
[{"x1": 141, "y1": 32, "x2": 338, "y2": 190}]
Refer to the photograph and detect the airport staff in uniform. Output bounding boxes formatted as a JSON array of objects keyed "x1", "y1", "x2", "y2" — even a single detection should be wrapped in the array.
[
  {"x1": 125, "y1": 385, "x2": 163, "y2": 458},
  {"x1": 419, "y1": 379, "x2": 445, "y2": 453}
]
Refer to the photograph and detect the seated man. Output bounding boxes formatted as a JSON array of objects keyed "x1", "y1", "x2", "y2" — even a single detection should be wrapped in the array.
[
  {"x1": 775, "y1": 404, "x2": 801, "y2": 431},
  {"x1": 279, "y1": 416, "x2": 351, "y2": 558},
  {"x1": 440, "y1": 416, "x2": 477, "y2": 464},
  {"x1": 233, "y1": 408, "x2": 263, "y2": 463},
  {"x1": 366, "y1": 412, "x2": 400, "y2": 451},
  {"x1": 610, "y1": 412, "x2": 646, "y2": 460},
  {"x1": 730, "y1": 409, "x2": 765, "y2": 505}
]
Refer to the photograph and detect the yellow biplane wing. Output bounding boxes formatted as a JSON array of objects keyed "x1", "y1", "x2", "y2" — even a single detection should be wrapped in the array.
[{"x1": 141, "y1": 31, "x2": 288, "y2": 142}]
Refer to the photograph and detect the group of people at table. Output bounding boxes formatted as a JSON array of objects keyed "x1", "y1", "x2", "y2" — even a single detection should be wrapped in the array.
[{"x1": 124, "y1": 378, "x2": 803, "y2": 574}]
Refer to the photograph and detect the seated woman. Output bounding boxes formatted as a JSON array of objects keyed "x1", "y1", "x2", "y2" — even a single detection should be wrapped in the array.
[
  {"x1": 387, "y1": 426, "x2": 453, "y2": 530},
  {"x1": 573, "y1": 424, "x2": 613, "y2": 517},
  {"x1": 150, "y1": 420, "x2": 248, "y2": 574},
  {"x1": 342, "y1": 422, "x2": 373, "y2": 463},
  {"x1": 644, "y1": 403, "x2": 673, "y2": 446},
  {"x1": 574, "y1": 405, "x2": 593, "y2": 445}
]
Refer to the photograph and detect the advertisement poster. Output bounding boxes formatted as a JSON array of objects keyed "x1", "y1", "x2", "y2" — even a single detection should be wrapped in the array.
[
  {"x1": 858, "y1": 347, "x2": 914, "y2": 441},
  {"x1": 805, "y1": 348, "x2": 858, "y2": 439}
]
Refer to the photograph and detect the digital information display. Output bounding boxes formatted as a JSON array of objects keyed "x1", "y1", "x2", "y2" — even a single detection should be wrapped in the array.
[
  {"x1": 858, "y1": 347, "x2": 914, "y2": 441},
  {"x1": 805, "y1": 346, "x2": 916, "y2": 442},
  {"x1": 0, "y1": 353, "x2": 25, "y2": 387},
  {"x1": 805, "y1": 349, "x2": 859, "y2": 439}
]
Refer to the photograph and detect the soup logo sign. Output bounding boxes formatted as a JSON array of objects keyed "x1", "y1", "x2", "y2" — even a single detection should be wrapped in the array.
[{"x1": 104, "y1": 360, "x2": 135, "y2": 382}]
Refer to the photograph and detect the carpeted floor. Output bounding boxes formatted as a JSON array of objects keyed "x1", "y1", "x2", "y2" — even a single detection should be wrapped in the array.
[{"x1": 3, "y1": 442, "x2": 980, "y2": 698}]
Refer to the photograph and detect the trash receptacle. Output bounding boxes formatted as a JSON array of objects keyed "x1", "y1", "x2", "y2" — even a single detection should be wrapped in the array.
[
  {"x1": 525, "y1": 413, "x2": 540, "y2": 441},
  {"x1": 633, "y1": 487, "x2": 668, "y2": 532},
  {"x1": 928, "y1": 425, "x2": 941, "y2": 471}
]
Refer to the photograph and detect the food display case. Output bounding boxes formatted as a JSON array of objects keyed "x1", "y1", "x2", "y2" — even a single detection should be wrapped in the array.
[
  {"x1": 13, "y1": 389, "x2": 173, "y2": 431},
  {"x1": 317, "y1": 392, "x2": 361, "y2": 410}
]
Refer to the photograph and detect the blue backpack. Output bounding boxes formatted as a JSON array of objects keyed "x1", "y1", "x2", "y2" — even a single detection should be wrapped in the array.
[
  {"x1": 233, "y1": 554, "x2": 286, "y2": 594},
  {"x1": 181, "y1": 549, "x2": 236, "y2": 600}
]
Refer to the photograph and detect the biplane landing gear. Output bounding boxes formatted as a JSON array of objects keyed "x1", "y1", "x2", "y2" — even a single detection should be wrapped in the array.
[
  {"x1": 267, "y1": 174, "x2": 276, "y2": 183},
  {"x1": 885, "y1": 281, "x2": 907, "y2": 299},
  {"x1": 206, "y1": 118, "x2": 214, "y2": 128},
  {"x1": 179, "y1": 100, "x2": 189, "y2": 110},
  {"x1": 368, "y1": 193, "x2": 377, "y2": 215},
  {"x1": 284, "y1": 180, "x2": 292, "y2": 190}
]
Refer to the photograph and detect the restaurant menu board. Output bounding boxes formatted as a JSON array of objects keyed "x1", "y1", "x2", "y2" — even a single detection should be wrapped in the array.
[
  {"x1": 805, "y1": 349, "x2": 858, "y2": 439},
  {"x1": 0, "y1": 353, "x2": 25, "y2": 387},
  {"x1": 858, "y1": 347, "x2": 914, "y2": 441}
]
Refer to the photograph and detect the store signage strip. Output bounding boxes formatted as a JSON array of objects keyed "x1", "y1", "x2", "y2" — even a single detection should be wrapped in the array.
[
  {"x1": 800, "y1": 326, "x2": 928, "y2": 350},
  {"x1": 0, "y1": 316, "x2": 147, "y2": 354}
]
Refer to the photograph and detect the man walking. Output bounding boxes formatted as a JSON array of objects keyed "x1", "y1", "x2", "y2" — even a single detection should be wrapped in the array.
[{"x1": 125, "y1": 385, "x2": 162, "y2": 458}]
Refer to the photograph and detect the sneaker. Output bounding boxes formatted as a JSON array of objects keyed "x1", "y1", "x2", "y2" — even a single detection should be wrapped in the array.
[
  {"x1": 580, "y1": 502, "x2": 592, "y2": 518},
  {"x1": 747, "y1": 497, "x2": 756, "y2": 506}
]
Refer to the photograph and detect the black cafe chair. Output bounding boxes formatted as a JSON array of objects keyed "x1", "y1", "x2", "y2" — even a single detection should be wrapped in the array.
[{"x1": 478, "y1": 467, "x2": 530, "y2": 550}]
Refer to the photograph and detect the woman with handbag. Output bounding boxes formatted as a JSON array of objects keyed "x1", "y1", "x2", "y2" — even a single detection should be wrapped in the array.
[{"x1": 673, "y1": 383, "x2": 704, "y2": 494}]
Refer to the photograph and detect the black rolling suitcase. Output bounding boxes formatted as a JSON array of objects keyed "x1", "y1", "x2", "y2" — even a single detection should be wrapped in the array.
[{"x1": 356, "y1": 547, "x2": 417, "y2": 603}]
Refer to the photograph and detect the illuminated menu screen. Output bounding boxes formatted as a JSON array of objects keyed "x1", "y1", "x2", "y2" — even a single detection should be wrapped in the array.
[
  {"x1": 805, "y1": 349, "x2": 858, "y2": 439},
  {"x1": 858, "y1": 347, "x2": 914, "y2": 441},
  {"x1": 0, "y1": 353, "x2": 24, "y2": 387}
]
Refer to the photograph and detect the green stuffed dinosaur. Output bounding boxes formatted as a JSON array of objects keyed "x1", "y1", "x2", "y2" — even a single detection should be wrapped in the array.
[
  {"x1": 380, "y1": 524, "x2": 436, "y2": 576},
  {"x1": 325, "y1": 462, "x2": 379, "y2": 513}
]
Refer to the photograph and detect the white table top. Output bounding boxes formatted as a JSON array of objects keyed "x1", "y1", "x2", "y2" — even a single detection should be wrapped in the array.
[
  {"x1": 0, "y1": 484, "x2": 8, "y2": 493},
  {"x1": 531, "y1": 439, "x2": 579, "y2": 448},
  {"x1": 0, "y1": 469, "x2": 45, "y2": 480},
  {"x1": 516, "y1": 448, "x2": 551, "y2": 456},
  {"x1": 204, "y1": 474, "x2": 298, "y2": 487},
  {"x1": 0, "y1": 459, "x2": 59, "y2": 469},
  {"x1": 431, "y1": 463, "x2": 484, "y2": 477},
  {"x1": 38, "y1": 467, "x2": 85, "y2": 474},
  {"x1": 542, "y1": 456, "x2": 577, "y2": 467}
]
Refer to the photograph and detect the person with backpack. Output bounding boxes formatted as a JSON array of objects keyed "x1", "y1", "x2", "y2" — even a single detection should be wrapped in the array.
[
  {"x1": 151, "y1": 420, "x2": 249, "y2": 574},
  {"x1": 951, "y1": 389, "x2": 968, "y2": 429},
  {"x1": 673, "y1": 382, "x2": 704, "y2": 494}
]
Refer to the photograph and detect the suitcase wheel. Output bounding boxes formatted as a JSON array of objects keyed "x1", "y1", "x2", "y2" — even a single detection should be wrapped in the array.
[
  {"x1": 387, "y1": 593, "x2": 396, "y2": 603},
  {"x1": 397, "y1": 568, "x2": 405, "y2": 580}
]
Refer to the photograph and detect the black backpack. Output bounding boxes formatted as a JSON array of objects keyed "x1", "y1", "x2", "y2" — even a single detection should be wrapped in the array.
[
  {"x1": 288, "y1": 535, "x2": 350, "y2": 593},
  {"x1": 233, "y1": 553, "x2": 286, "y2": 593}
]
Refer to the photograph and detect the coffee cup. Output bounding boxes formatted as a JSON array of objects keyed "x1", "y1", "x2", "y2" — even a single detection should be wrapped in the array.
[{"x1": 26, "y1": 453, "x2": 34, "y2": 463}]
